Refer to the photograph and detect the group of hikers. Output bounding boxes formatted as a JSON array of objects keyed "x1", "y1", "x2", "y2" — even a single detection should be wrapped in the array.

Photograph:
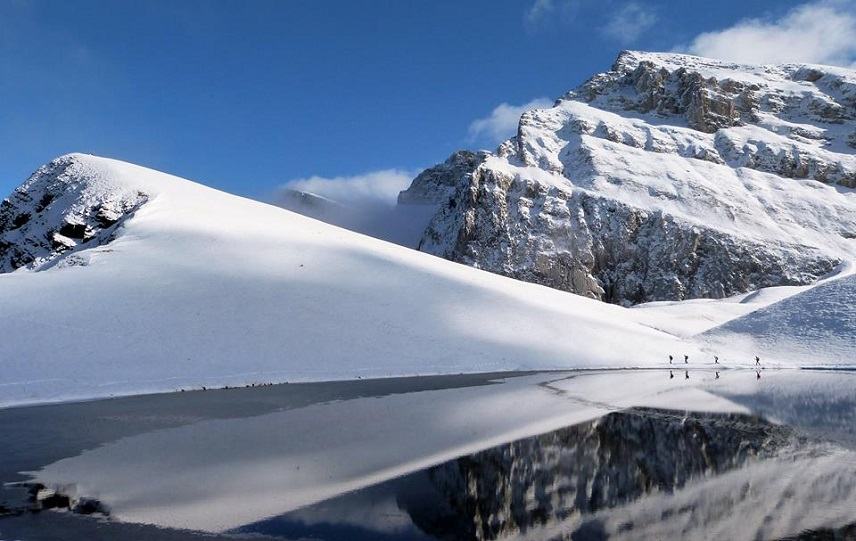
[{"x1": 668, "y1": 353, "x2": 764, "y2": 380}]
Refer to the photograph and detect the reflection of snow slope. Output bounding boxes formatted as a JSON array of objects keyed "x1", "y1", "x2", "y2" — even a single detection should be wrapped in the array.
[
  {"x1": 706, "y1": 370, "x2": 856, "y2": 450},
  {"x1": 594, "y1": 448, "x2": 856, "y2": 541},
  {"x1": 33, "y1": 370, "x2": 846, "y2": 540},
  {"x1": 505, "y1": 444, "x2": 856, "y2": 541},
  {"x1": 30, "y1": 372, "x2": 745, "y2": 532}
]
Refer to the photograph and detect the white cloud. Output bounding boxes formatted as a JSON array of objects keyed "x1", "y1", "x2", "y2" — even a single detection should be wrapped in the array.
[
  {"x1": 274, "y1": 169, "x2": 434, "y2": 247},
  {"x1": 468, "y1": 98, "x2": 554, "y2": 145},
  {"x1": 525, "y1": 0, "x2": 556, "y2": 27},
  {"x1": 601, "y1": 2, "x2": 658, "y2": 44},
  {"x1": 278, "y1": 169, "x2": 415, "y2": 207},
  {"x1": 685, "y1": 0, "x2": 856, "y2": 67},
  {"x1": 524, "y1": 0, "x2": 579, "y2": 30}
]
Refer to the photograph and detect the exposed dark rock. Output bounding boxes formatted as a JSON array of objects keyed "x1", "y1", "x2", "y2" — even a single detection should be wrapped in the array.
[
  {"x1": 72, "y1": 497, "x2": 108, "y2": 515},
  {"x1": 398, "y1": 151, "x2": 488, "y2": 205},
  {"x1": 58, "y1": 221, "x2": 88, "y2": 239},
  {"x1": 11, "y1": 213, "x2": 30, "y2": 229},
  {"x1": 414, "y1": 161, "x2": 839, "y2": 305},
  {"x1": 0, "y1": 154, "x2": 149, "y2": 273},
  {"x1": 28, "y1": 484, "x2": 71, "y2": 511}
]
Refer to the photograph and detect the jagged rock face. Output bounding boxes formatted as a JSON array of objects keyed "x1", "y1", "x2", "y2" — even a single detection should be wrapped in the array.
[
  {"x1": 0, "y1": 154, "x2": 148, "y2": 272},
  {"x1": 402, "y1": 408, "x2": 794, "y2": 541},
  {"x1": 403, "y1": 52, "x2": 856, "y2": 305},
  {"x1": 417, "y1": 163, "x2": 837, "y2": 303},
  {"x1": 574, "y1": 57, "x2": 751, "y2": 133},
  {"x1": 398, "y1": 150, "x2": 488, "y2": 205}
]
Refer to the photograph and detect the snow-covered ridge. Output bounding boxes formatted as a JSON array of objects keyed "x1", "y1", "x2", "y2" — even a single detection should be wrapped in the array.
[
  {"x1": 401, "y1": 51, "x2": 856, "y2": 305},
  {"x1": 0, "y1": 154, "x2": 150, "y2": 272},
  {"x1": 0, "y1": 153, "x2": 715, "y2": 407},
  {"x1": 702, "y1": 272, "x2": 856, "y2": 366},
  {"x1": 563, "y1": 50, "x2": 856, "y2": 181}
]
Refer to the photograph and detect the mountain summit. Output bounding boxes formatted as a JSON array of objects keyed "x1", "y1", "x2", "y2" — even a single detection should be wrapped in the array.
[
  {"x1": 0, "y1": 154, "x2": 150, "y2": 272},
  {"x1": 400, "y1": 51, "x2": 856, "y2": 305}
]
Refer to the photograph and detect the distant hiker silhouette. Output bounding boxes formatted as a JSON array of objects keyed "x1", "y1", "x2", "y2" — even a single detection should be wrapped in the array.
[
  {"x1": 669, "y1": 355, "x2": 673, "y2": 364},
  {"x1": 684, "y1": 354, "x2": 689, "y2": 364},
  {"x1": 714, "y1": 356, "x2": 719, "y2": 364},
  {"x1": 755, "y1": 356, "x2": 761, "y2": 366}
]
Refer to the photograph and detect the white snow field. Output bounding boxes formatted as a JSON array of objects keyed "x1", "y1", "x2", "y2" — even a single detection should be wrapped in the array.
[
  {"x1": 0, "y1": 153, "x2": 852, "y2": 408},
  {"x1": 702, "y1": 270, "x2": 856, "y2": 366},
  {"x1": 0, "y1": 154, "x2": 699, "y2": 408}
]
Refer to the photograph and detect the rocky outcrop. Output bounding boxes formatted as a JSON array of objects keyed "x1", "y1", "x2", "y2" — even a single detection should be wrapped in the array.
[
  {"x1": 398, "y1": 150, "x2": 488, "y2": 205},
  {"x1": 418, "y1": 164, "x2": 836, "y2": 303},
  {"x1": 402, "y1": 51, "x2": 856, "y2": 305},
  {"x1": 0, "y1": 154, "x2": 148, "y2": 272},
  {"x1": 571, "y1": 54, "x2": 755, "y2": 133}
]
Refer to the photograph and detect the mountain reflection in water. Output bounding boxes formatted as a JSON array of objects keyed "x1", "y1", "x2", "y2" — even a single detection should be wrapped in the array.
[{"x1": 237, "y1": 407, "x2": 856, "y2": 541}]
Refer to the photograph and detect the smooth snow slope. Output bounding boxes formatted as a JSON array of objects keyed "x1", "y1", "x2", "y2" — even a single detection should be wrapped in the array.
[
  {"x1": 701, "y1": 271, "x2": 856, "y2": 366},
  {"x1": 0, "y1": 154, "x2": 705, "y2": 407}
]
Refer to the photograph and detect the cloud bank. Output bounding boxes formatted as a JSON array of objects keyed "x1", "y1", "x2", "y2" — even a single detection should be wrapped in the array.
[
  {"x1": 523, "y1": 0, "x2": 583, "y2": 31},
  {"x1": 274, "y1": 169, "x2": 437, "y2": 248},
  {"x1": 685, "y1": 0, "x2": 856, "y2": 67},
  {"x1": 279, "y1": 169, "x2": 414, "y2": 207},
  {"x1": 601, "y1": 2, "x2": 658, "y2": 44}
]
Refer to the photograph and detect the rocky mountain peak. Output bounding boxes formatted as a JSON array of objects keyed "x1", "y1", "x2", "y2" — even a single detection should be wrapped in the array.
[
  {"x1": 400, "y1": 51, "x2": 856, "y2": 305},
  {"x1": 0, "y1": 153, "x2": 149, "y2": 272}
]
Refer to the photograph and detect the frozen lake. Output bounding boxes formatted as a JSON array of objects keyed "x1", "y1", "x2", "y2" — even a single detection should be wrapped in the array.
[{"x1": 1, "y1": 368, "x2": 855, "y2": 540}]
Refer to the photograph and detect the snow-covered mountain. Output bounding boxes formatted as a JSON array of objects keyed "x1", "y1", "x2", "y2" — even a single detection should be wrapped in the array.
[
  {"x1": 1, "y1": 52, "x2": 855, "y2": 407},
  {"x1": 400, "y1": 51, "x2": 856, "y2": 306},
  {"x1": 0, "y1": 157, "x2": 149, "y2": 272},
  {"x1": 0, "y1": 153, "x2": 706, "y2": 407}
]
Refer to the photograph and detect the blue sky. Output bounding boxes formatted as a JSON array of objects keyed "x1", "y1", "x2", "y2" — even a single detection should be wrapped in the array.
[{"x1": 1, "y1": 0, "x2": 852, "y2": 201}]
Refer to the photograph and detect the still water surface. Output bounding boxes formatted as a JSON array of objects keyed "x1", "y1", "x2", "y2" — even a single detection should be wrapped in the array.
[{"x1": 0, "y1": 369, "x2": 854, "y2": 540}]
